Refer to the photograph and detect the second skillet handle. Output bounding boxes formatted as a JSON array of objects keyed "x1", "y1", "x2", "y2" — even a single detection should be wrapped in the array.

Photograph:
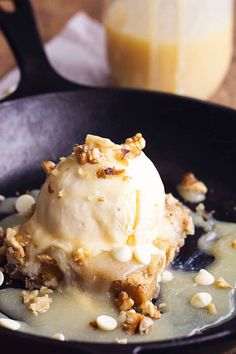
[{"x1": 0, "y1": 0, "x2": 86, "y2": 101}]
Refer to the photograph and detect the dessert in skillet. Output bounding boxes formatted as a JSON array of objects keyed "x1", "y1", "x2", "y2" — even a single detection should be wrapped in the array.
[{"x1": 0, "y1": 133, "x2": 235, "y2": 343}]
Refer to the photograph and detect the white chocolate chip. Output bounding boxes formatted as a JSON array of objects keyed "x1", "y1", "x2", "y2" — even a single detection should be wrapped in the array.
[
  {"x1": 194, "y1": 269, "x2": 215, "y2": 286},
  {"x1": 15, "y1": 194, "x2": 35, "y2": 214},
  {"x1": 134, "y1": 245, "x2": 151, "y2": 265},
  {"x1": 112, "y1": 246, "x2": 132, "y2": 262},
  {"x1": 190, "y1": 292, "x2": 212, "y2": 308},
  {"x1": 161, "y1": 270, "x2": 174, "y2": 283},
  {"x1": 96, "y1": 315, "x2": 117, "y2": 331},
  {"x1": 0, "y1": 270, "x2": 4, "y2": 287},
  {"x1": 116, "y1": 338, "x2": 128, "y2": 344},
  {"x1": 0, "y1": 195, "x2": 5, "y2": 202},
  {"x1": 0, "y1": 318, "x2": 21, "y2": 330},
  {"x1": 52, "y1": 333, "x2": 65, "y2": 341}
]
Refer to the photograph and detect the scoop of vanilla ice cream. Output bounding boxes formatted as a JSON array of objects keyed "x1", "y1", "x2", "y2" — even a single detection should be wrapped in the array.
[{"x1": 22, "y1": 134, "x2": 165, "y2": 256}]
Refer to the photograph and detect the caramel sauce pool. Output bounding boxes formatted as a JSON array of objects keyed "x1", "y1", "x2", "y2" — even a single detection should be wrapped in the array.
[{"x1": 0, "y1": 213, "x2": 235, "y2": 343}]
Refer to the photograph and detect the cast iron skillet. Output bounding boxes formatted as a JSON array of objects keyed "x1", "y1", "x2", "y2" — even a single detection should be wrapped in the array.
[{"x1": 0, "y1": 1, "x2": 235, "y2": 353}]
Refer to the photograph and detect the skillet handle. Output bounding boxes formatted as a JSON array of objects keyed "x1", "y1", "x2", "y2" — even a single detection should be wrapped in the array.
[{"x1": 0, "y1": 0, "x2": 86, "y2": 101}]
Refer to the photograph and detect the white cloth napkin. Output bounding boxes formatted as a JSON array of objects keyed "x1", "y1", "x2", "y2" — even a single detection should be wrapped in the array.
[{"x1": 0, "y1": 12, "x2": 111, "y2": 96}]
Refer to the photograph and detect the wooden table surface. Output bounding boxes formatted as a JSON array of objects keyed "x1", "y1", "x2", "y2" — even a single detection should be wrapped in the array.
[{"x1": 0, "y1": 0, "x2": 236, "y2": 109}]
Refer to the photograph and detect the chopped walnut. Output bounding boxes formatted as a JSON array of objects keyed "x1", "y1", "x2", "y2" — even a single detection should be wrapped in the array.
[
  {"x1": 125, "y1": 133, "x2": 146, "y2": 150},
  {"x1": 139, "y1": 316, "x2": 154, "y2": 335},
  {"x1": 39, "y1": 286, "x2": 53, "y2": 295},
  {"x1": 214, "y1": 277, "x2": 233, "y2": 289},
  {"x1": 231, "y1": 240, "x2": 236, "y2": 249},
  {"x1": 74, "y1": 144, "x2": 101, "y2": 165},
  {"x1": 22, "y1": 290, "x2": 39, "y2": 304},
  {"x1": 41, "y1": 161, "x2": 56, "y2": 176},
  {"x1": 140, "y1": 301, "x2": 161, "y2": 319},
  {"x1": 28, "y1": 294, "x2": 52, "y2": 316},
  {"x1": 118, "y1": 133, "x2": 146, "y2": 160},
  {"x1": 179, "y1": 173, "x2": 207, "y2": 194},
  {"x1": 121, "y1": 310, "x2": 144, "y2": 335},
  {"x1": 96, "y1": 167, "x2": 125, "y2": 179},
  {"x1": 5, "y1": 228, "x2": 29, "y2": 266},
  {"x1": 72, "y1": 248, "x2": 90, "y2": 266},
  {"x1": 22, "y1": 287, "x2": 53, "y2": 309},
  {"x1": 114, "y1": 292, "x2": 134, "y2": 311},
  {"x1": 207, "y1": 303, "x2": 217, "y2": 315}
]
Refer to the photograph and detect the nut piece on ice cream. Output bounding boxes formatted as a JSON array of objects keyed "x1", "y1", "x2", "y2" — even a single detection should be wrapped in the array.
[{"x1": 4, "y1": 133, "x2": 194, "y2": 308}]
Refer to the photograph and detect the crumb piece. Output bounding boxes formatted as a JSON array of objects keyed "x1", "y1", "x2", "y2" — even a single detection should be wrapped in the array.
[
  {"x1": 231, "y1": 240, "x2": 236, "y2": 249},
  {"x1": 139, "y1": 316, "x2": 154, "y2": 335},
  {"x1": 114, "y1": 292, "x2": 134, "y2": 311},
  {"x1": 78, "y1": 168, "x2": 84, "y2": 176},
  {"x1": 36, "y1": 254, "x2": 55, "y2": 264},
  {"x1": 57, "y1": 190, "x2": 64, "y2": 199},
  {"x1": 90, "y1": 320, "x2": 98, "y2": 329},
  {"x1": 126, "y1": 234, "x2": 136, "y2": 246},
  {"x1": 121, "y1": 310, "x2": 144, "y2": 335},
  {"x1": 116, "y1": 338, "x2": 128, "y2": 344},
  {"x1": 140, "y1": 301, "x2": 161, "y2": 319},
  {"x1": 97, "y1": 196, "x2": 104, "y2": 202},
  {"x1": 48, "y1": 184, "x2": 54, "y2": 194},
  {"x1": 214, "y1": 277, "x2": 233, "y2": 289},
  {"x1": 195, "y1": 203, "x2": 213, "y2": 220},
  {"x1": 28, "y1": 294, "x2": 52, "y2": 316},
  {"x1": 96, "y1": 167, "x2": 125, "y2": 179},
  {"x1": 161, "y1": 270, "x2": 174, "y2": 283},
  {"x1": 51, "y1": 169, "x2": 59, "y2": 176},
  {"x1": 158, "y1": 303, "x2": 167, "y2": 314},
  {"x1": 41, "y1": 161, "x2": 56, "y2": 175},
  {"x1": 207, "y1": 303, "x2": 217, "y2": 315},
  {"x1": 72, "y1": 248, "x2": 90, "y2": 266},
  {"x1": 22, "y1": 287, "x2": 53, "y2": 316}
]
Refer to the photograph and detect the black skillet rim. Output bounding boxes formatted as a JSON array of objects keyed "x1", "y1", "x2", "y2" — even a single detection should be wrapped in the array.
[{"x1": 0, "y1": 88, "x2": 236, "y2": 351}]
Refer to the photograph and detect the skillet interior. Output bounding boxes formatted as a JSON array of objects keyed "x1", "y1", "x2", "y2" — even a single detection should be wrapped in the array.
[{"x1": 0, "y1": 88, "x2": 236, "y2": 354}]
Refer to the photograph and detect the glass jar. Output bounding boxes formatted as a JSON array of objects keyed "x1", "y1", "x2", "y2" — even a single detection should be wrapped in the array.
[{"x1": 104, "y1": 0, "x2": 234, "y2": 99}]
